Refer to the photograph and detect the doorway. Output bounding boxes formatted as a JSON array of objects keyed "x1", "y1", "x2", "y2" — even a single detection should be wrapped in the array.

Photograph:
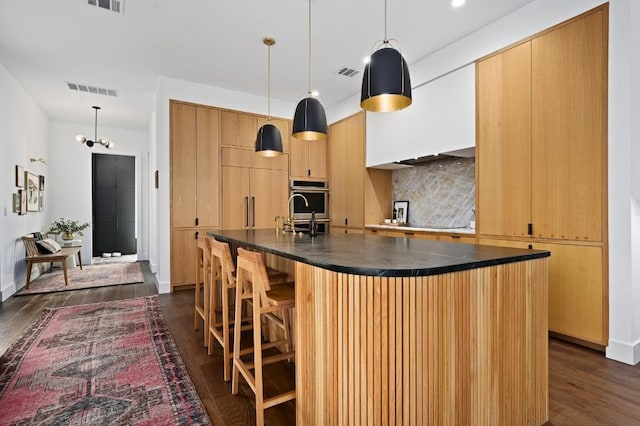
[{"x1": 92, "y1": 153, "x2": 136, "y2": 257}]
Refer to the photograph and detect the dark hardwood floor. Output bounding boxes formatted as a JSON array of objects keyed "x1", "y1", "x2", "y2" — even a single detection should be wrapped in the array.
[{"x1": 1, "y1": 262, "x2": 639, "y2": 425}]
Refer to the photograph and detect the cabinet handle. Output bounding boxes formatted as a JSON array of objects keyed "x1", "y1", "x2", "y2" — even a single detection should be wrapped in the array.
[
  {"x1": 528, "y1": 244, "x2": 533, "y2": 250},
  {"x1": 251, "y1": 196, "x2": 256, "y2": 227},
  {"x1": 244, "y1": 197, "x2": 249, "y2": 227},
  {"x1": 345, "y1": 218, "x2": 348, "y2": 226},
  {"x1": 195, "y1": 217, "x2": 199, "y2": 226},
  {"x1": 451, "y1": 235, "x2": 461, "y2": 239},
  {"x1": 195, "y1": 231, "x2": 199, "y2": 240},
  {"x1": 528, "y1": 223, "x2": 533, "y2": 235},
  {"x1": 404, "y1": 232, "x2": 415, "y2": 236},
  {"x1": 308, "y1": 169, "x2": 311, "y2": 177}
]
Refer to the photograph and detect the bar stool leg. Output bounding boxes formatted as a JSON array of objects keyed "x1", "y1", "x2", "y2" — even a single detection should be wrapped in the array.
[
  {"x1": 252, "y1": 283, "x2": 265, "y2": 426},
  {"x1": 231, "y1": 270, "x2": 246, "y2": 396},
  {"x1": 194, "y1": 246, "x2": 202, "y2": 331}
]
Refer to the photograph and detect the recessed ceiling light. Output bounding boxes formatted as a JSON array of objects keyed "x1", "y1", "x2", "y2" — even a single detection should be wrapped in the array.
[{"x1": 452, "y1": 0, "x2": 465, "y2": 7}]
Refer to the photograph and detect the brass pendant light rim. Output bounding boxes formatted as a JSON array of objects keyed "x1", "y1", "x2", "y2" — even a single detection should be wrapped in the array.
[
  {"x1": 292, "y1": 130, "x2": 327, "y2": 140},
  {"x1": 360, "y1": 94, "x2": 412, "y2": 112}
]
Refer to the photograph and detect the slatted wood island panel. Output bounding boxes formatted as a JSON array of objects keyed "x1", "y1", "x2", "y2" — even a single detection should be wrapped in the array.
[{"x1": 208, "y1": 229, "x2": 549, "y2": 425}]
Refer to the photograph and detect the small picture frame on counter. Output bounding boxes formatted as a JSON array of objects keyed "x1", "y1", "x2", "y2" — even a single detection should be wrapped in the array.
[{"x1": 393, "y1": 200, "x2": 409, "y2": 225}]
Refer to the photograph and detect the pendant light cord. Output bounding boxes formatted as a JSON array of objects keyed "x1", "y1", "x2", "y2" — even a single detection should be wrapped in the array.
[
  {"x1": 268, "y1": 43, "x2": 272, "y2": 120},
  {"x1": 384, "y1": 0, "x2": 388, "y2": 43},
  {"x1": 308, "y1": 0, "x2": 312, "y2": 95}
]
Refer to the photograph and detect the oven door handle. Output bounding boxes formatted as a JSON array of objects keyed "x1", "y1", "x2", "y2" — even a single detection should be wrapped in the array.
[{"x1": 290, "y1": 187, "x2": 329, "y2": 192}]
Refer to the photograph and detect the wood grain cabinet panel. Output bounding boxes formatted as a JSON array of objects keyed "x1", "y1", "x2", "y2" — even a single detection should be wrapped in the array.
[
  {"x1": 221, "y1": 110, "x2": 257, "y2": 149},
  {"x1": 477, "y1": 42, "x2": 532, "y2": 238},
  {"x1": 329, "y1": 112, "x2": 365, "y2": 230},
  {"x1": 290, "y1": 139, "x2": 327, "y2": 179},
  {"x1": 531, "y1": 9, "x2": 605, "y2": 242},
  {"x1": 170, "y1": 102, "x2": 197, "y2": 228}
]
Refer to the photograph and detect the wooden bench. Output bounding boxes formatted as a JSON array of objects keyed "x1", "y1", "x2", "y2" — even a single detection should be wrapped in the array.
[{"x1": 21, "y1": 235, "x2": 83, "y2": 289}]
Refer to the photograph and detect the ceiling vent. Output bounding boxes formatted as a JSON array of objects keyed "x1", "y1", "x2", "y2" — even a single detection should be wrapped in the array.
[
  {"x1": 66, "y1": 81, "x2": 118, "y2": 97},
  {"x1": 336, "y1": 66, "x2": 360, "y2": 78},
  {"x1": 87, "y1": 0, "x2": 124, "y2": 14}
]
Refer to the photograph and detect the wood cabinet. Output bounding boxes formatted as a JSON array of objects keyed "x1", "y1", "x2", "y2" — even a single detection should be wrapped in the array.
[
  {"x1": 475, "y1": 3, "x2": 609, "y2": 348},
  {"x1": 170, "y1": 101, "x2": 220, "y2": 289},
  {"x1": 329, "y1": 112, "x2": 365, "y2": 230},
  {"x1": 290, "y1": 139, "x2": 327, "y2": 179},
  {"x1": 221, "y1": 147, "x2": 288, "y2": 230},
  {"x1": 220, "y1": 110, "x2": 257, "y2": 150},
  {"x1": 477, "y1": 8, "x2": 606, "y2": 242}
]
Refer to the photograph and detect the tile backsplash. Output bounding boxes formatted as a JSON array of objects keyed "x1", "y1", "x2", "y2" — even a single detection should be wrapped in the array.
[{"x1": 392, "y1": 157, "x2": 475, "y2": 228}]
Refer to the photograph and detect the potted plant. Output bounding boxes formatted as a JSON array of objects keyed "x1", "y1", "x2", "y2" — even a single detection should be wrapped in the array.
[{"x1": 49, "y1": 217, "x2": 90, "y2": 241}]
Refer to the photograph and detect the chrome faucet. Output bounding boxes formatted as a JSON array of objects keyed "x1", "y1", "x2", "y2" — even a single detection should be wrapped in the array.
[{"x1": 284, "y1": 194, "x2": 308, "y2": 232}]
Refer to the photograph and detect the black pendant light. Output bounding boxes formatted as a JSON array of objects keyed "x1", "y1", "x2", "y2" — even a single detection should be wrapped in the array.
[
  {"x1": 292, "y1": 0, "x2": 328, "y2": 140},
  {"x1": 256, "y1": 37, "x2": 284, "y2": 157},
  {"x1": 360, "y1": 0, "x2": 412, "y2": 112},
  {"x1": 75, "y1": 106, "x2": 114, "y2": 149}
]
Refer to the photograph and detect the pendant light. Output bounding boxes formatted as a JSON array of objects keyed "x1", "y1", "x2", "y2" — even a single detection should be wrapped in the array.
[
  {"x1": 75, "y1": 106, "x2": 114, "y2": 149},
  {"x1": 256, "y1": 37, "x2": 284, "y2": 157},
  {"x1": 292, "y1": 0, "x2": 328, "y2": 140},
  {"x1": 360, "y1": 0, "x2": 412, "y2": 112}
]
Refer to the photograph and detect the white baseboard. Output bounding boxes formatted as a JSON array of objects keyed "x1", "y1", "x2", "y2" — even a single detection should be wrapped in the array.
[
  {"x1": 1, "y1": 282, "x2": 17, "y2": 301},
  {"x1": 606, "y1": 338, "x2": 640, "y2": 365},
  {"x1": 157, "y1": 279, "x2": 171, "y2": 294},
  {"x1": 150, "y1": 261, "x2": 158, "y2": 274}
]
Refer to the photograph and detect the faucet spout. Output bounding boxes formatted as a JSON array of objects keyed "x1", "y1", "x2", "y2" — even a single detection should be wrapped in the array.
[{"x1": 285, "y1": 194, "x2": 309, "y2": 232}]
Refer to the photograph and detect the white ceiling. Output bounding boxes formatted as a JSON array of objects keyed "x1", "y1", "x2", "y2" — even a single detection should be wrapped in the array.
[{"x1": 0, "y1": 0, "x2": 536, "y2": 130}]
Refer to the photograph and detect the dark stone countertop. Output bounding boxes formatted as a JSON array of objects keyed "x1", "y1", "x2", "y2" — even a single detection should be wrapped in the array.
[{"x1": 207, "y1": 229, "x2": 549, "y2": 277}]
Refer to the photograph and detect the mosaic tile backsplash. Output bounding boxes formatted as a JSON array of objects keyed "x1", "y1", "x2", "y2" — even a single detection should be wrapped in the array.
[{"x1": 392, "y1": 157, "x2": 475, "y2": 228}]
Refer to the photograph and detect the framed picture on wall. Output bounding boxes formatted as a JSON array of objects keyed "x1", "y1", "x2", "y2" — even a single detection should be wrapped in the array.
[
  {"x1": 393, "y1": 200, "x2": 409, "y2": 225},
  {"x1": 39, "y1": 175, "x2": 45, "y2": 191},
  {"x1": 39, "y1": 190, "x2": 44, "y2": 211},
  {"x1": 13, "y1": 193, "x2": 20, "y2": 213},
  {"x1": 25, "y1": 171, "x2": 39, "y2": 212},
  {"x1": 19, "y1": 189, "x2": 27, "y2": 215},
  {"x1": 15, "y1": 165, "x2": 24, "y2": 188}
]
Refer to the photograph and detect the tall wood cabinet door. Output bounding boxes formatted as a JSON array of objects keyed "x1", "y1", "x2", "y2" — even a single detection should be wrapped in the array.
[
  {"x1": 307, "y1": 140, "x2": 327, "y2": 179},
  {"x1": 170, "y1": 102, "x2": 197, "y2": 227},
  {"x1": 171, "y1": 229, "x2": 198, "y2": 286},
  {"x1": 196, "y1": 106, "x2": 220, "y2": 228},
  {"x1": 535, "y1": 242, "x2": 605, "y2": 345},
  {"x1": 221, "y1": 110, "x2": 258, "y2": 149},
  {"x1": 477, "y1": 42, "x2": 532, "y2": 238},
  {"x1": 344, "y1": 112, "x2": 365, "y2": 228},
  {"x1": 290, "y1": 139, "x2": 310, "y2": 178},
  {"x1": 222, "y1": 166, "x2": 250, "y2": 230},
  {"x1": 531, "y1": 10, "x2": 605, "y2": 241},
  {"x1": 329, "y1": 119, "x2": 349, "y2": 226},
  {"x1": 251, "y1": 168, "x2": 288, "y2": 229}
]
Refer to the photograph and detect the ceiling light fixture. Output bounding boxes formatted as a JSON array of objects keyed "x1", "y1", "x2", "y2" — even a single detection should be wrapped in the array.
[
  {"x1": 75, "y1": 106, "x2": 114, "y2": 149},
  {"x1": 292, "y1": 0, "x2": 328, "y2": 140},
  {"x1": 255, "y1": 37, "x2": 283, "y2": 157},
  {"x1": 360, "y1": 0, "x2": 412, "y2": 112}
]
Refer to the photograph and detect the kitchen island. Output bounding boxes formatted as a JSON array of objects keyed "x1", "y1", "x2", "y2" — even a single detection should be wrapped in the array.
[{"x1": 208, "y1": 229, "x2": 550, "y2": 425}]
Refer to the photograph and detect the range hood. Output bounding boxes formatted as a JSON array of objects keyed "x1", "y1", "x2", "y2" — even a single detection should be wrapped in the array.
[{"x1": 371, "y1": 147, "x2": 475, "y2": 170}]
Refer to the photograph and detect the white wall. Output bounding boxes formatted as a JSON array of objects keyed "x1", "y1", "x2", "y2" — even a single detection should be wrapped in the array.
[
  {"x1": 0, "y1": 64, "x2": 50, "y2": 300},
  {"x1": 154, "y1": 77, "x2": 296, "y2": 293},
  {"x1": 47, "y1": 121, "x2": 150, "y2": 270}
]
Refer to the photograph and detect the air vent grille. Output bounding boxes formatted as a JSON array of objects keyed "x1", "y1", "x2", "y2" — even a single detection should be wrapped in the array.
[
  {"x1": 66, "y1": 82, "x2": 118, "y2": 97},
  {"x1": 336, "y1": 66, "x2": 360, "y2": 78},
  {"x1": 88, "y1": 0, "x2": 124, "y2": 14}
]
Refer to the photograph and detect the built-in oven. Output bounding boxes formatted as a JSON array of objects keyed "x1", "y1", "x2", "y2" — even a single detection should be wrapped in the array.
[{"x1": 290, "y1": 180, "x2": 329, "y2": 221}]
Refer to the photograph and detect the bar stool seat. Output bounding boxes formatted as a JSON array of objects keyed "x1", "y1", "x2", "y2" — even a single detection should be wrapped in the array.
[
  {"x1": 207, "y1": 237, "x2": 289, "y2": 382},
  {"x1": 231, "y1": 247, "x2": 295, "y2": 426},
  {"x1": 194, "y1": 237, "x2": 211, "y2": 347}
]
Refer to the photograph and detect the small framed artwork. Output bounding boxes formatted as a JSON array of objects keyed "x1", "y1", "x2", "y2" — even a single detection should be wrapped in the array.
[
  {"x1": 39, "y1": 175, "x2": 45, "y2": 191},
  {"x1": 15, "y1": 165, "x2": 24, "y2": 187},
  {"x1": 393, "y1": 200, "x2": 409, "y2": 225},
  {"x1": 19, "y1": 189, "x2": 27, "y2": 215},
  {"x1": 25, "y1": 171, "x2": 39, "y2": 212},
  {"x1": 13, "y1": 193, "x2": 20, "y2": 213},
  {"x1": 155, "y1": 170, "x2": 159, "y2": 189},
  {"x1": 39, "y1": 190, "x2": 44, "y2": 211}
]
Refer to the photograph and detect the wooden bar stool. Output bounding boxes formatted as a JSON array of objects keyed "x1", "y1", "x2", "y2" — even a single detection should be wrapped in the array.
[
  {"x1": 207, "y1": 237, "x2": 289, "y2": 382},
  {"x1": 194, "y1": 237, "x2": 211, "y2": 347},
  {"x1": 232, "y1": 247, "x2": 295, "y2": 426}
]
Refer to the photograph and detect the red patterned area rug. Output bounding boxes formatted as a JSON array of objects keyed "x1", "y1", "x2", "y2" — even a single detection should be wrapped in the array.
[
  {"x1": 15, "y1": 262, "x2": 144, "y2": 296},
  {"x1": 0, "y1": 296, "x2": 211, "y2": 425}
]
